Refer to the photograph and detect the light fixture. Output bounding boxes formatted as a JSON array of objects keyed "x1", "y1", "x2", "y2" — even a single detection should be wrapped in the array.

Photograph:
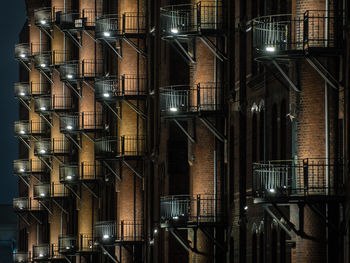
[
  {"x1": 153, "y1": 228, "x2": 158, "y2": 234},
  {"x1": 103, "y1": 32, "x2": 111, "y2": 37},
  {"x1": 40, "y1": 63, "x2": 46, "y2": 68},
  {"x1": 244, "y1": 205, "x2": 248, "y2": 210},
  {"x1": 40, "y1": 193, "x2": 45, "y2": 197},
  {"x1": 269, "y1": 188, "x2": 275, "y2": 193},
  {"x1": 66, "y1": 175, "x2": 72, "y2": 180},
  {"x1": 89, "y1": 245, "x2": 93, "y2": 249},
  {"x1": 20, "y1": 92, "x2": 26, "y2": 96},
  {"x1": 66, "y1": 246, "x2": 70, "y2": 250},
  {"x1": 40, "y1": 106, "x2": 46, "y2": 111},
  {"x1": 39, "y1": 253, "x2": 44, "y2": 257},
  {"x1": 40, "y1": 149, "x2": 46, "y2": 154},
  {"x1": 66, "y1": 125, "x2": 73, "y2": 130},
  {"x1": 173, "y1": 216, "x2": 179, "y2": 220},
  {"x1": 169, "y1": 107, "x2": 178, "y2": 112},
  {"x1": 265, "y1": 46, "x2": 275, "y2": 52},
  {"x1": 20, "y1": 168, "x2": 25, "y2": 172},
  {"x1": 20, "y1": 54, "x2": 26, "y2": 58},
  {"x1": 20, "y1": 130, "x2": 25, "y2": 134},
  {"x1": 67, "y1": 74, "x2": 73, "y2": 79},
  {"x1": 103, "y1": 93, "x2": 110, "y2": 98},
  {"x1": 171, "y1": 28, "x2": 178, "y2": 34},
  {"x1": 40, "y1": 20, "x2": 47, "y2": 25},
  {"x1": 103, "y1": 234, "x2": 109, "y2": 239}
]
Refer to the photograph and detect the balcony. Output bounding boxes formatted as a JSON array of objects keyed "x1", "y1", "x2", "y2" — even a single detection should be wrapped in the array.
[
  {"x1": 34, "y1": 138, "x2": 72, "y2": 156},
  {"x1": 95, "y1": 13, "x2": 146, "y2": 39},
  {"x1": 34, "y1": 95, "x2": 75, "y2": 114},
  {"x1": 34, "y1": 7, "x2": 54, "y2": 28},
  {"x1": 95, "y1": 221, "x2": 144, "y2": 245},
  {"x1": 14, "y1": 159, "x2": 48, "y2": 174},
  {"x1": 58, "y1": 235, "x2": 77, "y2": 254},
  {"x1": 160, "y1": 195, "x2": 223, "y2": 227},
  {"x1": 33, "y1": 52, "x2": 52, "y2": 72},
  {"x1": 15, "y1": 120, "x2": 49, "y2": 137},
  {"x1": 252, "y1": 159, "x2": 345, "y2": 203},
  {"x1": 14, "y1": 82, "x2": 50, "y2": 99},
  {"x1": 78, "y1": 234, "x2": 98, "y2": 253},
  {"x1": 56, "y1": 9, "x2": 98, "y2": 30},
  {"x1": 160, "y1": 1, "x2": 223, "y2": 39},
  {"x1": 59, "y1": 162, "x2": 102, "y2": 184},
  {"x1": 252, "y1": 11, "x2": 343, "y2": 58},
  {"x1": 59, "y1": 111, "x2": 104, "y2": 133},
  {"x1": 13, "y1": 252, "x2": 30, "y2": 263},
  {"x1": 95, "y1": 75, "x2": 147, "y2": 101},
  {"x1": 160, "y1": 83, "x2": 222, "y2": 117},
  {"x1": 13, "y1": 197, "x2": 43, "y2": 212},
  {"x1": 33, "y1": 183, "x2": 69, "y2": 199},
  {"x1": 58, "y1": 60, "x2": 104, "y2": 82},
  {"x1": 32, "y1": 244, "x2": 57, "y2": 261},
  {"x1": 14, "y1": 44, "x2": 31, "y2": 61},
  {"x1": 95, "y1": 136, "x2": 146, "y2": 160}
]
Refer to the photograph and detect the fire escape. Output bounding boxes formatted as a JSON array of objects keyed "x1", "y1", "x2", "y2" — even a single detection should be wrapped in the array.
[
  {"x1": 158, "y1": 0, "x2": 226, "y2": 254},
  {"x1": 250, "y1": 10, "x2": 345, "y2": 241}
]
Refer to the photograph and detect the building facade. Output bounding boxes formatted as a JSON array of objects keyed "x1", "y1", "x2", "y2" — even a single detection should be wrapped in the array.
[{"x1": 13, "y1": 0, "x2": 350, "y2": 262}]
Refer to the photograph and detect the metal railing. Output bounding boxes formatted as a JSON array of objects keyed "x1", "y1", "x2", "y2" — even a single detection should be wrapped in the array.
[
  {"x1": 14, "y1": 159, "x2": 48, "y2": 174},
  {"x1": 78, "y1": 234, "x2": 97, "y2": 252},
  {"x1": 34, "y1": 183, "x2": 68, "y2": 199},
  {"x1": 14, "y1": 82, "x2": 50, "y2": 98},
  {"x1": 160, "y1": 1, "x2": 223, "y2": 36},
  {"x1": 59, "y1": 162, "x2": 102, "y2": 183},
  {"x1": 13, "y1": 197, "x2": 43, "y2": 211},
  {"x1": 160, "y1": 194, "x2": 223, "y2": 224},
  {"x1": 58, "y1": 235, "x2": 77, "y2": 253},
  {"x1": 95, "y1": 13, "x2": 146, "y2": 38},
  {"x1": 15, "y1": 120, "x2": 49, "y2": 136},
  {"x1": 14, "y1": 44, "x2": 30, "y2": 60},
  {"x1": 252, "y1": 159, "x2": 345, "y2": 198},
  {"x1": 30, "y1": 43, "x2": 50, "y2": 56},
  {"x1": 52, "y1": 50, "x2": 74, "y2": 66},
  {"x1": 95, "y1": 221, "x2": 144, "y2": 243},
  {"x1": 34, "y1": 138, "x2": 71, "y2": 156},
  {"x1": 59, "y1": 111, "x2": 103, "y2": 132},
  {"x1": 13, "y1": 252, "x2": 31, "y2": 263},
  {"x1": 33, "y1": 244, "x2": 50, "y2": 260},
  {"x1": 33, "y1": 51, "x2": 52, "y2": 70},
  {"x1": 252, "y1": 10, "x2": 343, "y2": 53},
  {"x1": 95, "y1": 136, "x2": 146, "y2": 158},
  {"x1": 160, "y1": 83, "x2": 221, "y2": 114},
  {"x1": 95, "y1": 75, "x2": 147, "y2": 100},
  {"x1": 34, "y1": 7, "x2": 54, "y2": 27},
  {"x1": 56, "y1": 9, "x2": 100, "y2": 29},
  {"x1": 34, "y1": 95, "x2": 74, "y2": 112},
  {"x1": 58, "y1": 60, "x2": 104, "y2": 81}
]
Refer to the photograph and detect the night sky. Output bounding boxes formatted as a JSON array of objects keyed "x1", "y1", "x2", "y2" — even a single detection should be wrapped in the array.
[{"x1": 0, "y1": 1, "x2": 26, "y2": 204}]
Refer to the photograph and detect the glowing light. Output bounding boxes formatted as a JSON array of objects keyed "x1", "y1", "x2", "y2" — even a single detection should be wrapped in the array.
[
  {"x1": 20, "y1": 54, "x2": 26, "y2": 58},
  {"x1": 40, "y1": 149, "x2": 46, "y2": 154},
  {"x1": 269, "y1": 188, "x2": 275, "y2": 193},
  {"x1": 171, "y1": 28, "x2": 178, "y2": 34},
  {"x1": 103, "y1": 32, "x2": 111, "y2": 37},
  {"x1": 66, "y1": 125, "x2": 73, "y2": 130},
  {"x1": 40, "y1": 63, "x2": 46, "y2": 68},
  {"x1": 103, "y1": 234, "x2": 109, "y2": 239},
  {"x1": 40, "y1": 106, "x2": 46, "y2": 111},
  {"x1": 265, "y1": 46, "x2": 275, "y2": 52},
  {"x1": 173, "y1": 216, "x2": 179, "y2": 220},
  {"x1": 103, "y1": 93, "x2": 110, "y2": 98},
  {"x1": 40, "y1": 20, "x2": 47, "y2": 25},
  {"x1": 20, "y1": 168, "x2": 25, "y2": 172},
  {"x1": 20, "y1": 92, "x2": 25, "y2": 96},
  {"x1": 67, "y1": 74, "x2": 73, "y2": 79},
  {"x1": 153, "y1": 229, "x2": 158, "y2": 234},
  {"x1": 40, "y1": 193, "x2": 45, "y2": 197},
  {"x1": 66, "y1": 246, "x2": 70, "y2": 250},
  {"x1": 66, "y1": 175, "x2": 72, "y2": 180},
  {"x1": 39, "y1": 253, "x2": 44, "y2": 257},
  {"x1": 170, "y1": 107, "x2": 178, "y2": 112},
  {"x1": 20, "y1": 130, "x2": 25, "y2": 134},
  {"x1": 244, "y1": 206, "x2": 248, "y2": 210}
]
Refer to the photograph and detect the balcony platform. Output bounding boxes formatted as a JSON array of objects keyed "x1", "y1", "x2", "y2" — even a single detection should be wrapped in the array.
[
  {"x1": 59, "y1": 163, "x2": 103, "y2": 184},
  {"x1": 33, "y1": 183, "x2": 70, "y2": 200},
  {"x1": 14, "y1": 159, "x2": 48, "y2": 175},
  {"x1": 14, "y1": 82, "x2": 50, "y2": 99},
  {"x1": 58, "y1": 60, "x2": 104, "y2": 82},
  {"x1": 34, "y1": 138, "x2": 72, "y2": 157},
  {"x1": 59, "y1": 112, "x2": 104, "y2": 134},
  {"x1": 34, "y1": 95, "x2": 75, "y2": 114},
  {"x1": 13, "y1": 197, "x2": 45, "y2": 213}
]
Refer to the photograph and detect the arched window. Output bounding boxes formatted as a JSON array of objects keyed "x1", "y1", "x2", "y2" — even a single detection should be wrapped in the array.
[
  {"x1": 252, "y1": 113, "x2": 258, "y2": 162},
  {"x1": 280, "y1": 100, "x2": 287, "y2": 160},
  {"x1": 259, "y1": 110, "x2": 265, "y2": 161},
  {"x1": 271, "y1": 104, "x2": 278, "y2": 160}
]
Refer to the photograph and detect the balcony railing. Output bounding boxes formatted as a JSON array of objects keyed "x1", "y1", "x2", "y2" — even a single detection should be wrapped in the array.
[
  {"x1": 59, "y1": 111, "x2": 103, "y2": 133},
  {"x1": 34, "y1": 95, "x2": 75, "y2": 113},
  {"x1": 13, "y1": 252, "x2": 31, "y2": 263},
  {"x1": 95, "y1": 13, "x2": 146, "y2": 39},
  {"x1": 33, "y1": 51, "x2": 52, "y2": 71},
  {"x1": 13, "y1": 197, "x2": 43, "y2": 212},
  {"x1": 14, "y1": 82, "x2": 50, "y2": 98},
  {"x1": 34, "y1": 7, "x2": 55, "y2": 28},
  {"x1": 95, "y1": 221, "x2": 144, "y2": 245},
  {"x1": 33, "y1": 183, "x2": 69, "y2": 199},
  {"x1": 59, "y1": 162, "x2": 102, "y2": 183},
  {"x1": 58, "y1": 60, "x2": 104, "y2": 81},
  {"x1": 32, "y1": 244, "x2": 53, "y2": 260},
  {"x1": 58, "y1": 235, "x2": 77, "y2": 254},
  {"x1": 15, "y1": 120, "x2": 49, "y2": 136},
  {"x1": 160, "y1": 194, "x2": 223, "y2": 226},
  {"x1": 34, "y1": 138, "x2": 71, "y2": 156},
  {"x1": 14, "y1": 159, "x2": 48, "y2": 174},
  {"x1": 252, "y1": 10, "x2": 343, "y2": 55},
  {"x1": 252, "y1": 159, "x2": 345, "y2": 200},
  {"x1": 160, "y1": 83, "x2": 222, "y2": 115},
  {"x1": 95, "y1": 75, "x2": 147, "y2": 101},
  {"x1": 14, "y1": 44, "x2": 31, "y2": 61},
  {"x1": 160, "y1": 1, "x2": 223, "y2": 37},
  {"x1": 95, "y1": 136, "x2": 146, "y2": 159},
  {"x1": 56, "y1": 9, "x2": 100, "y2": 30},
  {"x1": 78, "y1": 234, "x2": 97, "y2": 252}
]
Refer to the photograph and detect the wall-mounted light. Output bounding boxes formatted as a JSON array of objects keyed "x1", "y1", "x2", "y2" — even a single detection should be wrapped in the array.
[
  {"x1": 40, "y1": 149, "x2": 46, "y2": 154},
  {"x1": 171, "y1": 28, "x2": 178, "y2": 34},
  {"x1": 103, "y1": 32, "x2": 111, "y2": 37},
  {"x1": 170, "y1": 107, "x2": 178, "y2": 112},
  {"x1": 20, "y1": 130, "x2": 25, "y2": 134},
  {"x1": 20, "y1": 168, "x2": 25, "y2": 172},
  {"x1": 269, "y1": 188, "x2": 275, "y2": 193},
  {"x1": 20, "y1": 54, "x2": 26, "y2": 58},
  {"x1": 40, "y1": 20, "x2": 46, "y2": 25},
  {"x1": 67, "y1": 74, "x2": 73, "y2": 79},
  {"x1": 19, "y1": 92, "x2": 26, "y2": 96},
  {"x1": 66, "y1": 175, "x2": 72, "y2": 180},
  {"x1": 103, "y1": 93, "x2": 110, "y2": 98},
  {"x1": 265, "y1": 46, "x2": 275, "y2": 52},
  {"x1": 66, "y1": 125, "x2": 73, "y2": 130},
  {"x1": 40, "y1": 193, "x2": 45, "y2": 197},
  {"x1": 40, "y1": 63, "x2": 46, "y2": 68},
  {"x1": 103, "y1": 234, "x2": 109, "y2": 240}
]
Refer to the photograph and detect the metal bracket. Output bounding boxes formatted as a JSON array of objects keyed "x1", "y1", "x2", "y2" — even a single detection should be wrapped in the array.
[
  {"x1": 123, "y1": 37, "x2": 147, "y2": 58},
  {"x1": 307, "y1": 203, "x2": 338, "y2": 234},
  {"x1": 65, "y1": 134, "x2": 82, "y2": 150},
  {"x1": 173, "y1": 119, "x2": 196, "y2": 144},
  {"x1": 64, "y1": 185, "x2": 81, "y2": 200},
  {"x1": 18, "y1": 214, "x2": 30, "y2": 226},
  {"x1": 305, "y1": 56, "x2": 339, "y2": 90},
  {"x1": 122, "y1": 160, "x2": 143, "y2": 180},
  {"x1": 82, "y1": 132, "x2": 95, "y2": 143},
  {"x1": 39, "y1": 114, "x2": 53, "y2": 127},
  {"x1": 17, "y1": 59, "x2": 32, "y2": 72},
  {"x1": 40, "y1": 27, "x2": 54, "y2": 40},
  {"x1": 100, "y1": 244, "x2": 121, "y2": 263},
  {"x1": 66, "y1": 30, "x2": 82, "y2": 47},
  {"x1": 38, "y1": 200, "x2": 53, "y2": 215},
  {"x1": 63, "y1": 255, "x2": 72, "y2": 263},
  {"x1": 271, "y1": 60, "x2": 300, "y2": 92},
  {"x1": 82, "y1": 182, "x2": 99, "y2": 199},
  {"x1": 199, "y1": 117, "x2": 226, "y2": 142},
  {"x1": 83, "y1": 80, "x2": 95, "y2": 92},
  {"x1": 199, "y1": 36, "x2": 227, "y2": 62},
  {"x1": 18, "y1": 98, "x2": 31, "y2": 111},
  {"x1": 199, "y1": 226, "x2": 226, "y2": 251},
  {"x1": 52, "y1": 155, "x2": 64, "y2": 166},
  {"x1": 17, "y1": 174, "x2": 30, "y2": 188},
  {"x1": 103, "y1": 161, "x2": 121, "y2": 181},
  {"x1": 38, "y1": 156, "x2": 53, "y2": 171},
  {"x1": 29, "y1": 212, "x2": 43, "y2": 225},
  {"x1": 31, "y1": 174, "x2": 43, "y2": 184},
  {"x1": 39, "y1": 69, "x2": 53, "y2": 84},
  {"x1": 83, "y1": 30, "x2": 97, "y2": 43},
  {"x1": 104, "y1": 101, "x2": 122, "y2": 120},
  {"x1": 169, "y1": 38, "x2": 196, "y2": 64},
  {"x1": 52, "y1": 199, "x2": 68, "y2": 215},
  {"x1": 168, "y1": 228, "x2": 198, "y2": 254},
  {"x1": 123, "y1": 100, "x2": 147, "y2": 119},
  {"x1": 18, "y1": 137, "x2": 31, "y2": 150},
  {"x1": 65, "y1": 82, "x2": 82, "y2": 98},
  {"x1": 101, "y1": 39, "x2": 123, "y2": 59},
  {"x1": 263, "y1": 205, "x2": 293, "y2": 237}
]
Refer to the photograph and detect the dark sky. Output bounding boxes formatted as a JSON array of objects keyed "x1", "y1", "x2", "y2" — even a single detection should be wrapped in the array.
[{"x1": 0, "y1": 1, "x2": 26, "y2": 204}]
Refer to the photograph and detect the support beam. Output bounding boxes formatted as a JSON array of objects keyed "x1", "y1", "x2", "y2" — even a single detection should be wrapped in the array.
[
  {"x1": 102, "y1": 39, "x2": 123, "y2": 59},
  {"x1": 82, "y1": 182, "x2": 99, "y2": 199},
  {"x1": 100, "y1": 244, "x2": 120, "y2": 263},
  {"x1": 18, "y1": 214, "x2": 30, "y2": 226},
  {"x1": 64, "y1": 185, "x2": 81, "y2": 200},
  {"x1": 123, "y1": 37, "x2": 147, "y2": 57},
  {"x1": 122, "y1": 160, "x2": 143, "y2": 180},
  {"x1": 263, "y1": 205, "x2": 293, "y2": 237},
  {"x1": 65, "y1": 82, "x2": 82, "y2": 98},
  {"x1": 63, "y1": 255, "x2": 72, "y2": 263},
  {"x1": 173, "y1": 119, "x2": 196, "y2": 144},
  {"x1": 40, "y1": 27, "x2": 53, "y2": 40},
  {"x1": 307, "y1": 203, "x2": 338, "y2": 234},
  {"x1": 199, "y1": 117, "x2": 226, "y2": 142},
  {"x1": 53, "y1": 155, "x2": 64, "y2": 166},
  {"x1": 18, "y1": 60, "x2": 32, "y2": 72},
  {"x1": 103, "y1": 161, "x2": 121, "y2": 181},
  {"x1": 168, "y1": 228, "x2": 197, "y2": 254},
  {"x1": 39, "y1": 114, "x2": 53, "y2": 127},
  {"x1": 82, "y1": 132, "x2": 95, "y2": 143},
  {"x1": 38, "y1": 201, "x2": 53, "y2": 215},
  {"x1": 18, "y1": 137, "x2": 31, "y2": 150},
  {"x1": 38, "y1": 157, "x2": 53, "y2": 171},
  {"x1": 123, "y1": 100, "x2": 147, "y2": 119},
  {"x1": 39, "y1": 70, "x2": 53, "y2": 84},
  {"x1": 17, "y1": 174, "x2": 30, "y2": 188},
  {"x1": 52, "y1": 199, "x2": 68, "y2": 215},
  {"x1": 173, "y1": 38, "x2": 196, "y2": 64},
  {"x1": 104, "y1": 101, "x2": 122, "y2": 120},
  {"x1": 83, "y1": 80, "x2": 95, "y2": 92},
  {"x1": 66, "y1": 30, "x2": 82, "y2": 47},
  {"x1": 18, "y1": 98, "x2": 31, "y2": 111},
  {"x1": 83, "y1": 30, "x2": 97, "y2": 43},
  {"x1": 65, "y1": 134, "x2": 82, "y2": 150},
  {"x1": 29, "y1": 212, "x2": 43, "y2": 225},
  {"x1": 199, "y1": 36, "x2": 227, "y2": 62},
  {"x1": 199, "y1": 226, "x2": 227, "y2": 251},
  {"x1": 271, "y1": 60, "x2": 301, "y2": 92}
]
